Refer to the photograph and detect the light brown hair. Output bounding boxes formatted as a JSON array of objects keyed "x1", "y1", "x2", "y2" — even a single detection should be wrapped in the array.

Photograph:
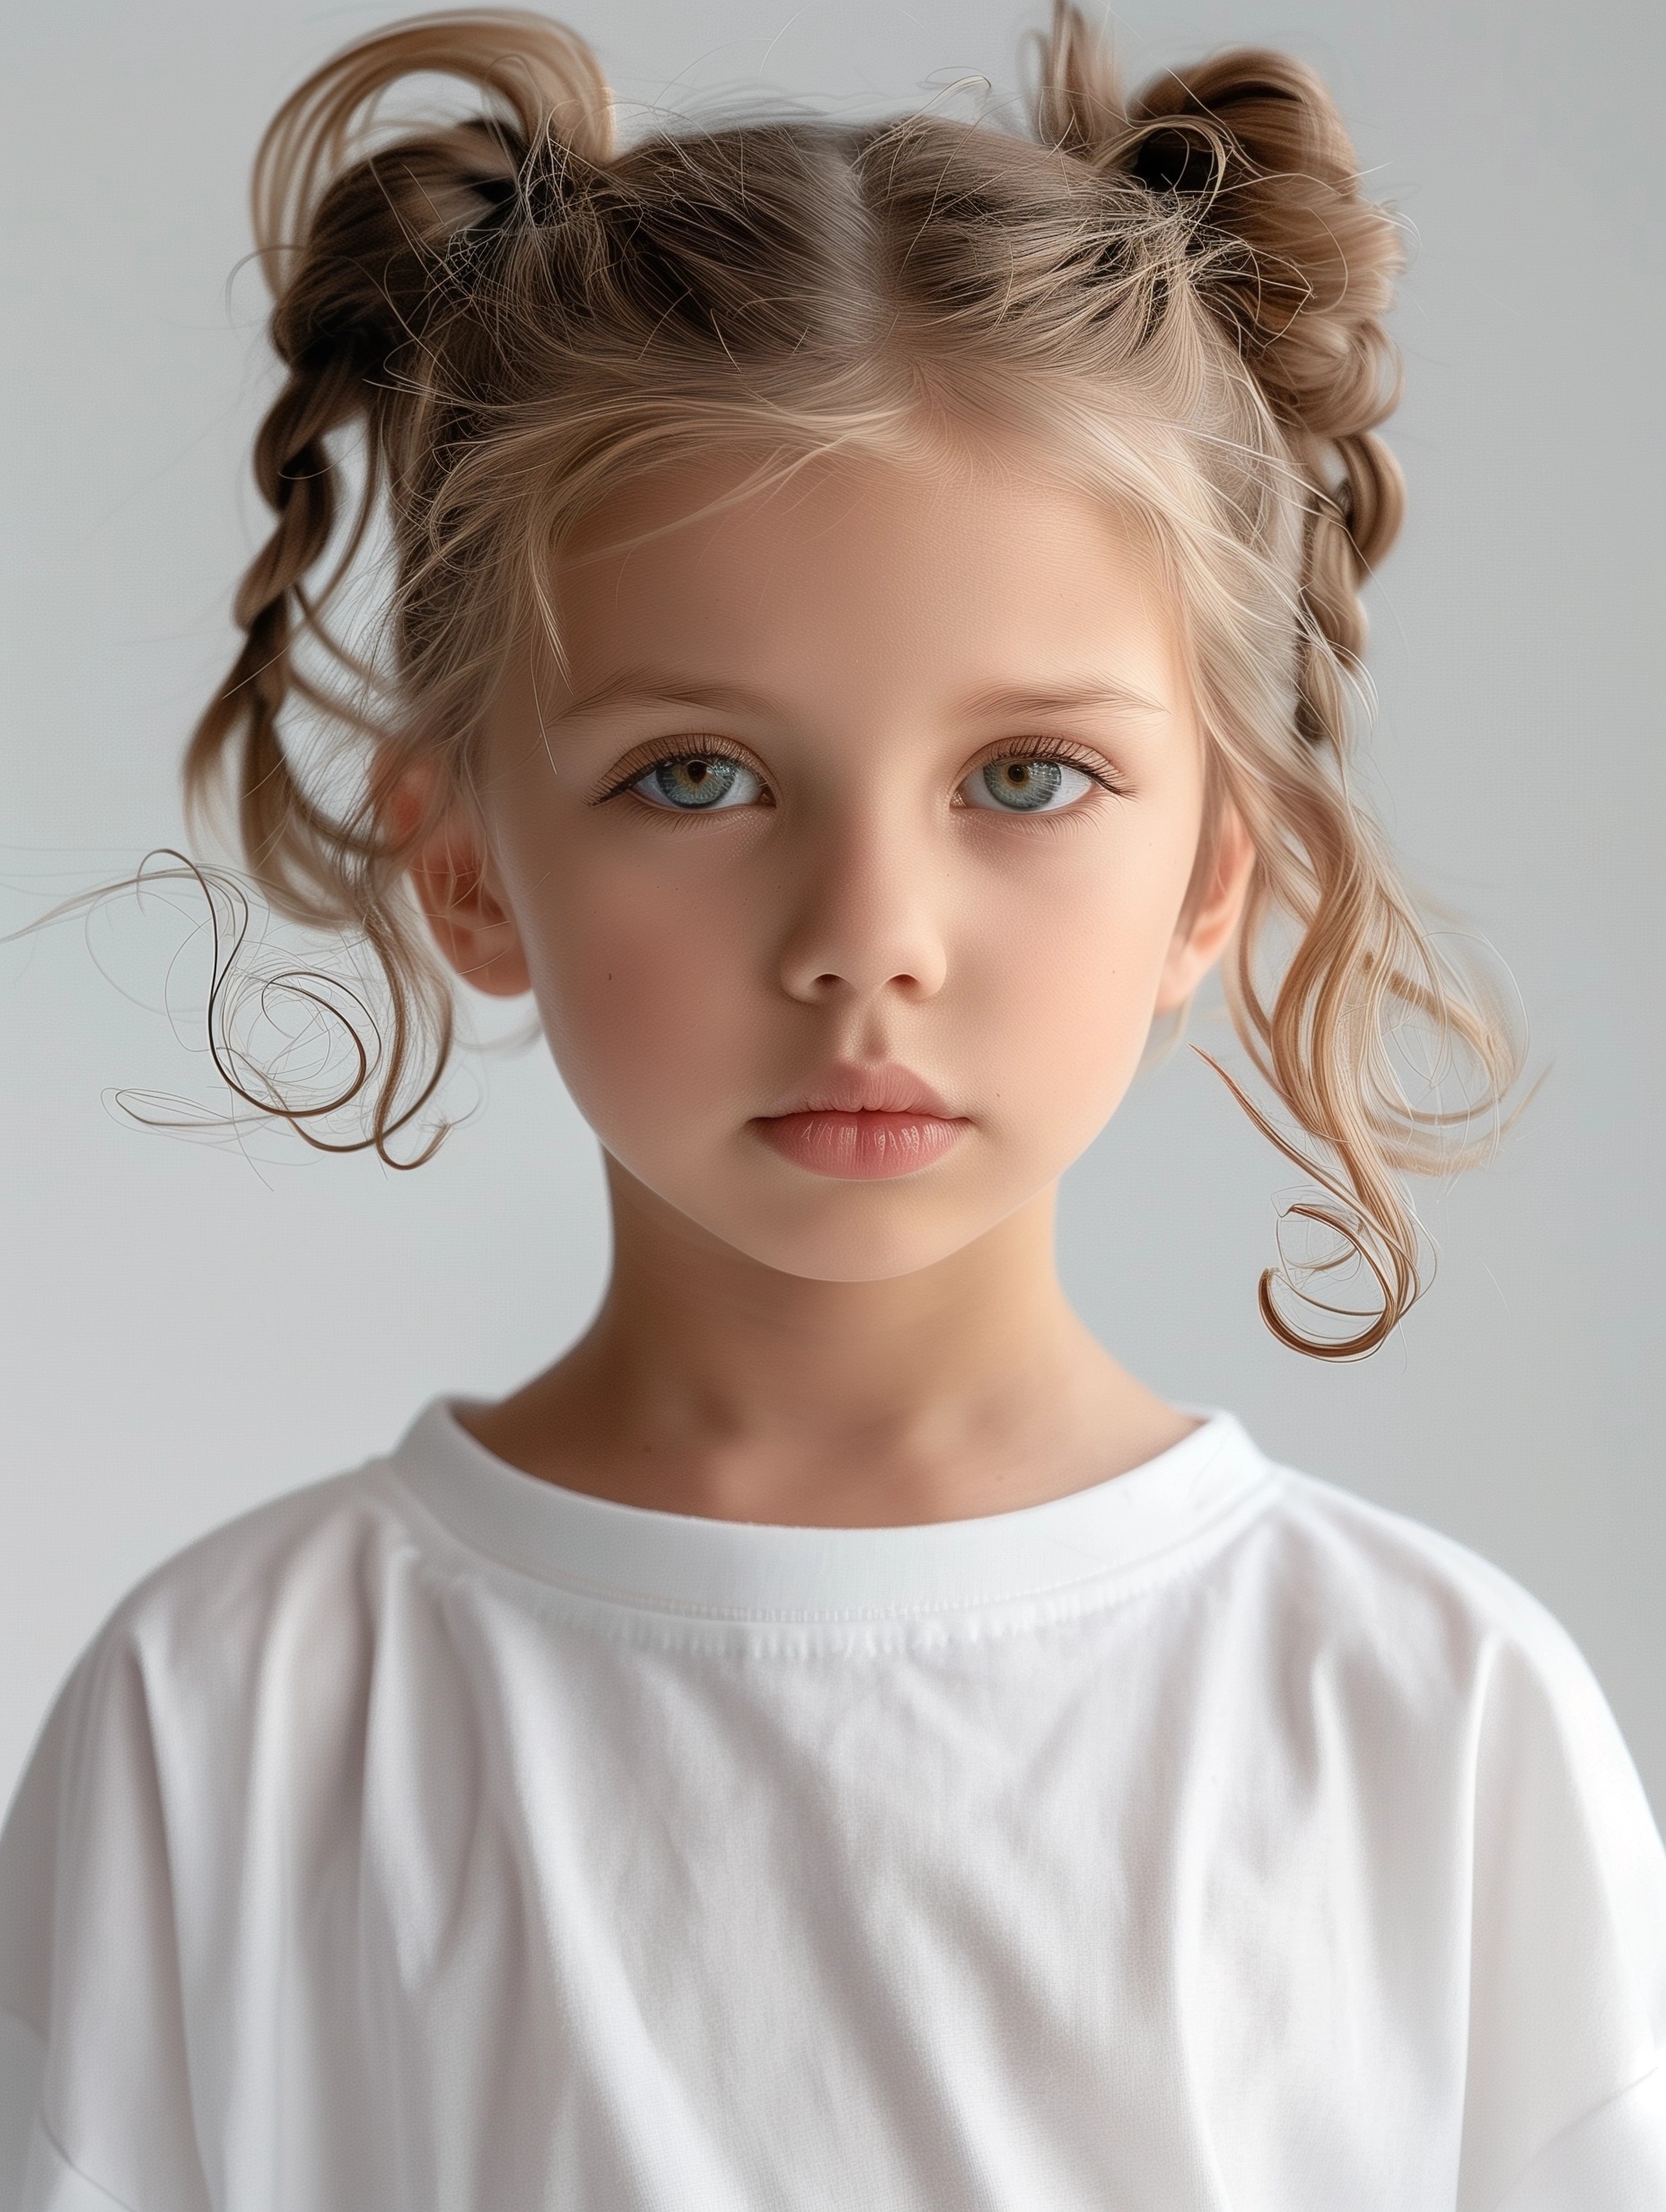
[{"x1": 186, "y1": 2, "x2": 1522, "y2": 1355}]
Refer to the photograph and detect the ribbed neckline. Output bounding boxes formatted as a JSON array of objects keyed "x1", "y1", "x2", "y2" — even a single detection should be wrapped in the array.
[{"x1": 385, "y1": 1399, "x2": 1276, "y2": 1629}]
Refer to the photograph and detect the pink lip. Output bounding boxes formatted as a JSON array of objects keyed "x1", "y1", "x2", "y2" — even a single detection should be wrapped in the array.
[{"x1": 750, "y1": 1062, "x2": 969, "y2": 1181}]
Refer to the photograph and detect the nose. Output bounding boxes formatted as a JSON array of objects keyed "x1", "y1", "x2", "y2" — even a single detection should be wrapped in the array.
[{"x1": 776, "y1": 808, "x2": 949, "y2": 1005}]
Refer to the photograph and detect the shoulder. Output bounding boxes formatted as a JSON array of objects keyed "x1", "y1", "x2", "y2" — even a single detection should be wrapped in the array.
[
  {"x1": 0, "y1": 1420, "x2": 471, "y2": 2029},
  {"x1": 1234, "y1": 1471, "x2": 1666, "y2": 2192},
  {"x1": 80, "y1": 1453, "x2": 425, "y2": 1694},
  {"x1": 1237, "y1": 1453, "x2": 1605, "y2": 1708},
  {"x1": 1184, "y1": 1437, "x2": 1663, "y2": 1856},
  {"x1": 1239, "y1": 1455, "x2": 1666, "y2": 1929},
  {"x1": 5, "y1": 1427, "x2": 460, "y2": 1853}
]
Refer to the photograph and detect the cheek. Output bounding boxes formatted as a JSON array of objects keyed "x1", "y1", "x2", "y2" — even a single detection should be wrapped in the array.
[
  {"x1": 955, "y1": 840, "x2": 1186, "y2": 1129},
  {"x1": 515, "y1": 852, "x2": 759, "y2": 1135}
]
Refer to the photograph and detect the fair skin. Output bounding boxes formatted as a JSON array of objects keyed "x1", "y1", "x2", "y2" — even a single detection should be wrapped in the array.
[{"x1": 405, "y1": 451, "x2": 1255, "y2": 1527}]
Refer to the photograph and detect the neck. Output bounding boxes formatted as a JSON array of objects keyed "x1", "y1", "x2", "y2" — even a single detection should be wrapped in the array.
[{"x1": 464, "y1": 1163, "x2": 1192, "y2": 1525}]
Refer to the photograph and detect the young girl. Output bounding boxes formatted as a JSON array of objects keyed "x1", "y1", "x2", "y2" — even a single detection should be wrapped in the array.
[{"x1": 3, "y1": 7, "x2": 1662, "y2": 2206}]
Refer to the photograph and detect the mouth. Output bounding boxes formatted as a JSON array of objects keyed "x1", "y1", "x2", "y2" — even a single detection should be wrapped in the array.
[{"x1": 750, "y1": 1062, "x2": 969, "y2": 1181}]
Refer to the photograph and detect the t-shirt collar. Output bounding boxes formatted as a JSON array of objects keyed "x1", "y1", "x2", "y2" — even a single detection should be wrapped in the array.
[{"x1": 386, "y1": 1398, "x2": 1276, "y2": 1628}]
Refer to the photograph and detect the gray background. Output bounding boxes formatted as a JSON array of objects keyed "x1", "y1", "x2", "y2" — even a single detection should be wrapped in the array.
[{"x1": 2, "y1": 0, "x2": 1661, "y2": 1817}]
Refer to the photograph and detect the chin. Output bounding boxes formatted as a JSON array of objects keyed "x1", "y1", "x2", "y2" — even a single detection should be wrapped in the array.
[{"x1": 695, "y1": 1184, "x2": 1014, "y2": 1285}]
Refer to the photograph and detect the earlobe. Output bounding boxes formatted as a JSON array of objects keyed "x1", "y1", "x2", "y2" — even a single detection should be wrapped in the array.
[
  {"x1": 1154, "y1": 809, "x2": 1257, "y2": 1014},
  {"x1": 383, "y1": 764, "x2": 532, "y2": 999}
]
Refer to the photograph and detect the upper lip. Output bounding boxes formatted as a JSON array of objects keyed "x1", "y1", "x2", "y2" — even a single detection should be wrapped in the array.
[{"x1": 760, "y1": 1062, "x2": 959, "y2": 1118}]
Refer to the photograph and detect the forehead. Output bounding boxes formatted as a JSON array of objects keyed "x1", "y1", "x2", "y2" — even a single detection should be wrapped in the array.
[{"x1": 548, "y1": 451, "x2": 1182, "y2": 715}]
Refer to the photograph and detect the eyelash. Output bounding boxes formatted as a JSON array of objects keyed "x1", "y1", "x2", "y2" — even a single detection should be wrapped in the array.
[
  {"x1": 592, "y1": 737, "x2": 762, "y2": 806},
  {"x1": 592, "y1": 734, "x2": 1127, "y2": 807},
  {"x1": 958, "y1": 735, "x2": 1126, "y2": 802}
]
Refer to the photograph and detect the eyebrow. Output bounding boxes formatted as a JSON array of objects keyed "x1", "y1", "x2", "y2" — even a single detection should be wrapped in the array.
[
  {"x1": 954, "y1": 678, "x2": 1167, "y2": 721},
  {"x1": 552, "y1": 670, "x2": 1169, "y2": 724},
  {"x1": 552, "y1": 672, "x2": 771, "y2": 722}
]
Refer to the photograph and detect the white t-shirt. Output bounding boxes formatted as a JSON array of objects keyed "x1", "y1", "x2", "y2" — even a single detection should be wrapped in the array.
[{"x1": 1, "y1": 1403, "x2": 1663, "y2": 2211}]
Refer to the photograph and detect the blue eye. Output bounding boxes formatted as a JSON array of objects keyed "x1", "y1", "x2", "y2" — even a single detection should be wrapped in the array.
[
  {"x1": 632, "y1": 755, "x2": 762, "y2": 811},
  {"x1": 962, "y1": 757, "x2": 1097, "y2": 812}
]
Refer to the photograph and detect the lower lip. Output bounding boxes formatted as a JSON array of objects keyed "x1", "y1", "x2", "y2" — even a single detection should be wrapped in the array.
[{"x1": 752, "y1": 1110, "x2": 968, "y2": 1180}]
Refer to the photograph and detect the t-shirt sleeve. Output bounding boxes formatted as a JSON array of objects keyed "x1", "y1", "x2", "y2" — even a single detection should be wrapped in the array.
[
  {"x1": 1456, "y1": 1604, "x2": 1666, "y2": 2211},
  {"x1": 0, "y1": 1632, "x2": 212, "y2": 2212}
]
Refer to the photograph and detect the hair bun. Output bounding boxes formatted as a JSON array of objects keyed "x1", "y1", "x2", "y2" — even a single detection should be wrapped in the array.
[
  {"x1": 1124, "y1": 52, "x2": 1402, "y2": 459},
  {"x1": 1036, "y1": 6, "x2": 1403, "y2": 593},
  {"x1": 253, "y1": 11, "x2": 611, "y2": 276}
]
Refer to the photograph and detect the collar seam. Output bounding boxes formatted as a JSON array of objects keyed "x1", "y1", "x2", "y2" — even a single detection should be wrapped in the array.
[{"x1": 381, "y1": 1453, "x2": 1282, "y2": 1631}]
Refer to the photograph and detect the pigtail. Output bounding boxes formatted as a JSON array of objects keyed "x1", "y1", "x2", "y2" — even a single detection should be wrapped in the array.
[
  {"x1": 183, "y1": 13, "x2": 612, "y2": 1159},
  {"x1": 189, "y1": 11, "x2": 610, "y2": 907},
  {"x1": 1039, "y1": 4, "x2": 1521, "y2": 1355}
]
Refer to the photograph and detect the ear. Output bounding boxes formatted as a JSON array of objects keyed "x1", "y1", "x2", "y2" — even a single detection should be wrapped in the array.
[
  {"x1": 381, "y1": 759, "x2": 532, "y2": 999},
  {"x1": 1154, "y1": 805, "x2": 1256, "y2": 1014}
]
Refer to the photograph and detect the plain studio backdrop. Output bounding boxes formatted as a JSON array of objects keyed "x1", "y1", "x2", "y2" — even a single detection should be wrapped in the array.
[{"x1": 2, "y1": 0, "x2": 1662, "y2": 1821}]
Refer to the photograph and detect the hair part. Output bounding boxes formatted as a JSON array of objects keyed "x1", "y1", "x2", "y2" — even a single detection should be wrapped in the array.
[{"x1": 185, "y1": 1, "x2": 1523, "y2": 1354}]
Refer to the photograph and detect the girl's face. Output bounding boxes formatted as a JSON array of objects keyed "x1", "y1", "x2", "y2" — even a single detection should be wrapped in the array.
[{"x1": 425, "y1": 453, "x2": 1250, "y2": 1283}]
